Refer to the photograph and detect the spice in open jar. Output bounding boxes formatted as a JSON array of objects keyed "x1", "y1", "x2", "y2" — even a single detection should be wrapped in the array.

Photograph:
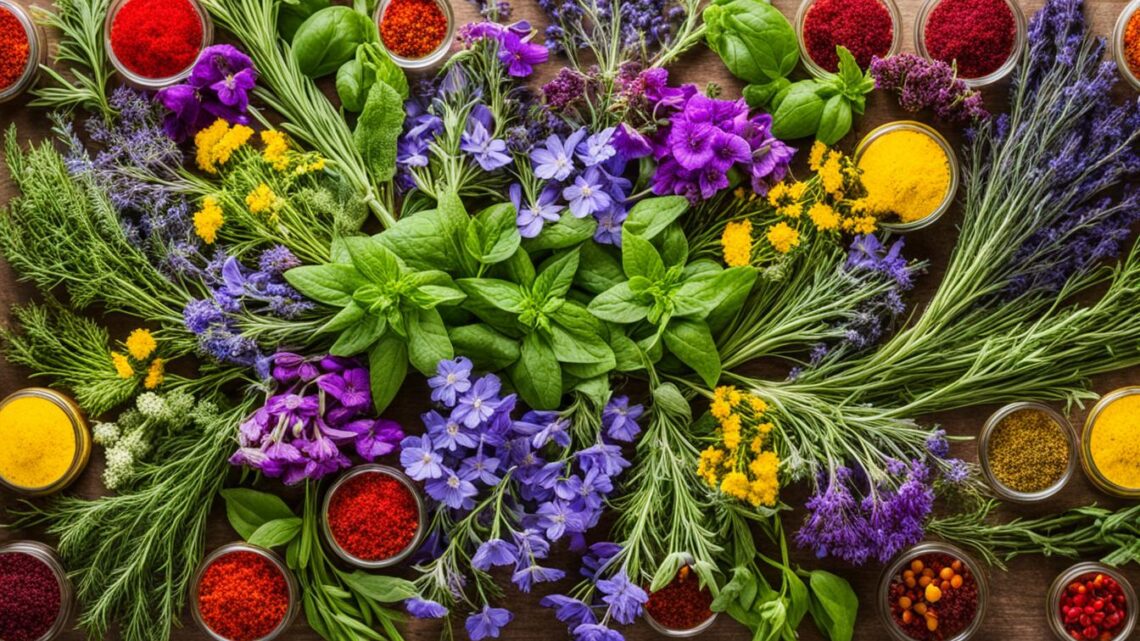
[
  {"x1": 379, "y1": 0, "x2": 449, "y2": 60},
  {"x1": 1058, "y1": 572, "x2": 1128, "y2": 641},
  {"x1": 802, "y1": 0, "x2": 894, "y2": 72},
  {"x1": 923, "y1": 0, "x2": 1016, "y2": 79},
  {"x1": 986, "y1": 407, "x2": 1070, "y2": 494},
  {"x1": 889, "y1": 554, "x2": 979, "y2": 640},
  {"x1": 0, "y1": 389, "x2": 90, "y2": 494},
  {"x1": 0, "y1": 549, "x2": 64, "y2": 641},
  {"x1": 645, "y1": 565, "x2": 715, "y2": 632},
  {"x1": 857, "y1": 126, "x2": 952, "y2": 226},
  {"x1": 1086, "y1": 392, "x2": 1140, "y2": 490},
  {"x1": 196, "y1": 549, "x2": 290, "y2": 641},
  {"x1": 1125, "y1": 9, "x2": 1140, "y2": 81},
  {"x1": 326, "y1": 468, "x2": 421, "y2": 562},
  {"x1": 0, "y1": 3, "x2": 30, "y2": 92},
  {"x1": 109, "y1": 0, "x2": 205, "y2": 79}
]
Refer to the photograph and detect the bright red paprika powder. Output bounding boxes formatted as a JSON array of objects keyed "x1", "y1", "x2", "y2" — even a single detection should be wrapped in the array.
[
  {"x1": 803, "y1": 0, "x2": 894, "y2": 72},
  {"x1": 328, "y1": 470, "x2": 420, "y2": 561},
  {"x1": 110, "y1": 0, "x2": 204, "y2": 79},
  {"x1": 0, "y1": 551, "x2": 62, "y2": 641},
  {"x1": 380, "y1": 0, "x2": 449, "y2": 59},
  {"x1": 197, "y1": 551, "x2": 289, "y2": 641},
  {"x1": 645, "y1": 566, "x2": 715, "y2": 631},
  {"x1": 0, "y1": 6, "x2": 29, "y2": 91},
  {"x1": 923, "y1": 0, "x2": 1016, "y2": 79}
]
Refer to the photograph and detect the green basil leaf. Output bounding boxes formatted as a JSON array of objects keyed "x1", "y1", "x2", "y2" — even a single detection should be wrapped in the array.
[
  {"x1": 510, "y1": 332, "x2": 562, "y2": 410},
  {"x1": 743, "y1": 78, "x2": 791, "y2": 109},
  {"x1": 622, "y1": 196, "x2": 689, "y2": 239},
  {"x1": 464, "y1": 202, "x2": 521, "y2": 265},
  {"x1": 318, "y1": 301, "x2": 366, "y2": 334},
  {"x1": 551, "y1": 299, "x2": 601, "y2": 336},
  {"x1": 771, "y1": 82, "x2": 826, "y2": 140},
  {"x1": 344, "y1": 236, "x2": 401, "y2": 284},
  {"x1": 589, "y1": 282, "x2": 651, "y2": 324},
  {"x1": 330, "y1": 312, "x2": 386, "y2": 356},
  {"x1": 336, "y1": 56, "x2": 372, "y2": 113},
  {"x1": 220, "y1": 489, "x2": 296, "y2": 540},
  {"x1": 292, "y1": 6, "x2": 376, "y2": 78},
  {"x1": 675, "y1": 266, "x2": 757, "y2": 319},
  {"x1": 550, "y1": 323, "x2": 615, "y2": 366},
  {"x1": 406, "y1": 307, "x2": 453, "y2": 375},
  {"x1": 498, "y1": 247, "x2": 536, "y2": 288},
  {"x1": 784, "y1": 568, "x2": 810, "y2": 630},
  {"x1": 457, "y1": 278, "x2": 526, "y2": 314},
  {"x1": 279, "y1": 0, "x2": 332, "y2": 42},
  {"x1": 523, "y1": 212, "x2": 597, "y2": 251},
  {"x1": 361, "y1": 42, "x2": 408, "y2": 100},
  {"x1": 658, "y1": 224, "x2": 690, "y2": 268},
  {"x1": 285, "y1": 264, "x2": 363, "y2": 306},
  {"x1": 354, "y1": 80, "x2": 404, "y2": 182},
  {"x1": 808, "y1": 570, "x2": 858, "y2": 641},
  {"x1": 341, "y1": 572, "x2": 419, "y2": 603},
  {"x1": 412, "y1": 284, "x2": 467, "y2": 308},
  {"x1": 533, "y1": 248, "x2": 580, "y2": 301},
  {"x1": 703, "y1": 0, "x2": 798, "y2": 83},
  {"x1": 576, "y1": 242, "x2": 625, "y2": 295},
  {"x1": 376, "y1": 208, "x2": 461, "y2": 272},
  {"x1": 368, "y1": 335, "x2": 408, "y2": 413},
  {"x1": 609, "y1": 327, "x2": 644, "y2": 372},
  {"x1": 622, "y1": 232, "x2": 665, "y2": 280},
  {"x1": 835, "y1": 45, "x2": 864, "y2": 87},
  {"x1": 664, "y1": 319, "x2": 721, "y2": 387},
  {"x1": 247, "y1": 517, "x2": 303, "y2": 549},
  {"x1": 448, "y1": 324, "x2": 521, "y2": 371},
  {"x1": 817, "y1": 94, "x2": 853, "y2": 146}
]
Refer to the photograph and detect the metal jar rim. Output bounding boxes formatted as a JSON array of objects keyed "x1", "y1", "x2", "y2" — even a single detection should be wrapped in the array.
[
  {"x1": 0, "y1": 387, "x2": 91, "y2": 497},
  {"x1": 1045, "y1": 562, "x2": 1138, "y2": 641},
  {"x1": 977, "y1": 401, "x2": 1077, "y2": 503},
  {"x1": 190, "y1": 542, "x2": 300, "y2": 641},
  {"x1": 320, "y1": 464, "x2": 427, "y2": 569}
]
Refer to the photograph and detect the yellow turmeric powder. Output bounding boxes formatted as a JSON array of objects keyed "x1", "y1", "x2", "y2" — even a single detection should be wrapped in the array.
[
  {"x1": 0, "y1": 392, "x2": 81, "y2": 490},
  {"x1": 857, "y1": 128, "x2": 951, "y2": 225},
  {"x1": 1089, "y1": 393, "x2": 1140, "y2": 489}
]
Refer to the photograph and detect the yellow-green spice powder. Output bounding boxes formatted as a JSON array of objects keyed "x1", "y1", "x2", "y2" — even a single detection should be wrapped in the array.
[{"x1": 986, "y1": 408, "x2": 1069, "y2": 493}]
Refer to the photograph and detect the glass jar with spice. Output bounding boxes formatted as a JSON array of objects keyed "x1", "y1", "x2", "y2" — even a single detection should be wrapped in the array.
[
  {"x1": 915, "y1": 0, "x2": 1026, "y2": 87},
  {"x1": 794, "y1": 0, "x2": 902, "y2": 77},
  {"x1": 321, "y1": 464, "x2": 426, "y2": 569},
  {"x1": 644, "y1": 562, "x2": 718, "y2": 637},
  {"x1": 978, "y1": 402, "x2": 1078, "y2": 503},
  {"x1": 1113, "y1": 0, "x2": 1140, "y2": 91},
  {"x1": 190, "y1": 543, "x2": 299, "y2": 641},
  {"x1": 104, "y1": 0, "x2": 213, "y2": 89},
  {"x1": 854, "y1": 121, "x2": 959, "y2": 232},
  {"x1": 1047, "y1": 563, "x2": 1137, "y2": 641},
  {"x1": 0, "y1": 388, "x2": 91, "y2": 497},
  {"x1": 0, "y1": 0, "x2": 46, "y2": 104},
  {"x1": 0, "y1": 541, "x2": 74, "y2": 641},
  {"x1": 375, "y1": 0, "x2": 455, "y2": 70},
  {"x1": 879, "y1": 542, "x2": 988, "y2": 641},
  {"x1": 1080, "y1": 387, "x2": 1140, "y2": 499}
]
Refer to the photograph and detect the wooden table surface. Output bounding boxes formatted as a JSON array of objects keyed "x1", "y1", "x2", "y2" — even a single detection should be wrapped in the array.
[{"x1": 3, "y1": 0, "x2": 1140, "y2": 639}]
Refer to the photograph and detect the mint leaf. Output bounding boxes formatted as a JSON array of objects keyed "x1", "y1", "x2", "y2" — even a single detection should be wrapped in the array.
[
  {"x1": 511, "y1": 332, "x2": 562, "y2": 409},
  {"x1": 449, "y1": 324, "x2": 521, "y2": 371},
  {"x1": 368, "y1": 335, "x2": 408, "y2": 413},
  {"x1": 407, "y1": 307, "x2": 453, "y2": 375},
  {"x1": 285, "y1": 264, "x2": 363, "y2": 306},
  {"x1": 622, "y1": 196, "x2": 689, "y2": 239},
  {"x1": 221, "y1": 489, "x2": 296, "y2": 540},
  {"x1": 589, "y1": 282, "x2": 651, "y2": 324},
  {"x1": 664, "y1": 318, "x2": 721, "y2": 387}
]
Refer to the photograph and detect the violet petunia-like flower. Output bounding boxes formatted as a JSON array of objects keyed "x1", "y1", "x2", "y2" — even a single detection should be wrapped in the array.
[
  {"x1": 497, "y1": 31, "x2": 549, "y2": 77},
  {"x1": 576, "y1": 127, "x2": 617, "y2": 167},
  {"x1": 668, "y1": 118, "x2": 718, "y2": 170},
  {"x1": 426, "y1": 468, "x2": 478, "y2": 509},
  {"x1": 602, "y1": 396, "x2": 644, "y2": 442},
  {"x1": 318, "y1": 368, "x2": 371, "y2": 410},
  {"x1": 540, "y1": 595, "x2": 597, "y2": 627},
  {"x1": 466, "y1": 605, "x2": 513, "y2": 641},
  {"x1": 531, "y1": 129, "x2": 586, "y2": 181},
  {"x1": 428, "y1": 357, "x2": 474, "y2": 407},
  {"x1": 400, "y1": 434, "x2": 445, "y2": 480},
  {"x1": 406, "y1": 598, "x2": 448, "y2": 619},
  {"x1": 472, "y1": 538, "x2": 519, "y2": 570},
  {"x1": 157, "y1": 44, "x2": 258, "y2": 141},
  {"x1": 461, "y1": 120, "x2": 513, "y2": 171},
  {"x1": 563, "y1": 168, "x2": 613, "y2": 218},
  {"x1": 510, "y1": 183, "x2": 565, "y2": 238}
]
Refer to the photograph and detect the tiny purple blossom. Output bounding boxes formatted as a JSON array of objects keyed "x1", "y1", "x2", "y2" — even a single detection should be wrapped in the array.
[
  {"x1": 563, "y1": 168, "x2": 613, "y2": 218},
  {"x1": 428, "y1": 357, "x2": 474, "y2": 407},
  {"x1": 466, "y1": 605, "x2": 513, "y2": 641}
]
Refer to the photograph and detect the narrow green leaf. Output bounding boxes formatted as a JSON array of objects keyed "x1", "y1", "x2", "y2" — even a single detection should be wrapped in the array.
[
  {"x1": 368, "y1": 335, "x2": 408, "y2": 413},
  {"x1": 247, "y1": 517, "x2": 303, "y2": 549}
]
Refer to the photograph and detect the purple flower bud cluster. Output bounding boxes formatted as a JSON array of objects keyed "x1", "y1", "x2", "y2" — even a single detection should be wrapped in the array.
[
  {"x1": 537, "y1": 0, "x2": 685, "y2": 57},
  {"x1": 870, "y1": 54, "x2": 989, "y2": 125},
  {"x1": 541, "y1": 543, "x2": 649, "y2": 641},
  {"x1": 156, "y1": 45, "x2": 258, "y2": 142},
  {"x1": 459, "y1": 20, "x2": 549, "y2": 78},
  {"x1": 229, "y1": 353, "x2": 405, "y2": 485}
]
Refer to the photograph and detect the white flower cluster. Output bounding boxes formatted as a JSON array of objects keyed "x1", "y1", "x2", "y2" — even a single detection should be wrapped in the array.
[{"x1": 93, "y1": 390, "x2": 199, "y2": 489}]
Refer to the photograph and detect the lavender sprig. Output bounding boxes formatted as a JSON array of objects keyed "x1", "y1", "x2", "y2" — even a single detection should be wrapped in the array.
[{"x1": 870, "y1": 54, "x2": 989, "y2": 125}]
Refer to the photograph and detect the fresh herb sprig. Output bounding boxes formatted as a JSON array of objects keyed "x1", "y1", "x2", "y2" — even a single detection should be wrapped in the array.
[{"x1": 29, "y1": 0, "x2": 115, "y2": 117}]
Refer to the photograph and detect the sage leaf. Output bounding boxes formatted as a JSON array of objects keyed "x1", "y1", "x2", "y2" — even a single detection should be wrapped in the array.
[
  {"x1": 344, "y1": 236, "x2": 400, "y2": 284},
  {"x1": 341, "y1": 572, "x2": 419, "y2": 603},
  {"x1": 464, "y1": 202, "x2": 521, "y2": 265},
  {"x1": 354, "y1": 80, "x2": 404, "y2": 182},
  {"x1": 576, "y1": 242, "x2": 625, "y2": 294},
  {"x1": 808, "y1": 570, "x2": 858, "y2": 641},
  {"x1": 376, "y1": 209, "x2": 461, "y2": 272},
  {"x1": 248, "y1": 517, "x2": 303, "y2": 549}
]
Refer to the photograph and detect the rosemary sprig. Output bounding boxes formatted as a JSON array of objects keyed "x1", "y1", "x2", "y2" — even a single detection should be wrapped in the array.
[{"x1": 29, "y1": 0, "x2": 114, "y2": 117}]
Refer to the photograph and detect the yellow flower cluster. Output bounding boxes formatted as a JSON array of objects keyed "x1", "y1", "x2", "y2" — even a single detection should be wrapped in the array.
[
  {"x1": 721, "y1": 220, "x2": 753, "y2": 267},
  {"x1": 766, "y1": 222, "x2": 800, "y2": 254},
  {"x1": 246, "y1": 183, "x2": 279, "y2": 214},
  {"x1": 698, "y1": 386, "x2": 781, "y2": 508},
  {"x1": 126, "y1": 329, "x2": 156, "y2": 361},
  {"x1": 260, "y1": 130, "x2": 291, "y2": 172},
  {"x1": 195, "y1": 119, "x2": 254, "y2": 174},
  {"x1": 111, "y1": 329, "x2": 164, "y2": 389},
  {"x1": 194, "y1": 196, "x2": 224, "y2": 244}
]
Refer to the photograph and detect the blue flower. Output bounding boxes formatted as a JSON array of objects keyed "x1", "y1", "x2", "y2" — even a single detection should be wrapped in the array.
[
  {"x1": 400, "y1": 435, "x2": 444, "y2": 480},
  {"x1": 531, "y1": 129, "x2": 586, "y2": 181},
  {"x1": 596, "y1": 571, "x2": 647, "y2": 625},
  {"x1": 577, "y1": 443, "x2": 630, "y2": 477},
  {"x1": 510, "y1": 183, "x2": 565, "y2": 238},
  {"x1": 424, "y1": 410, "x2": 479, "y2": 452},
  {"x1": 406, "y1": 598, "x2": 448, "y2": 619},
  {"x1": 513, "y1": 410, "x2": 571, "y2": 448},
  {"x1": 426, "y1": 468, "x2": 479, "y2": 510},
  {"x1": 458, "y1": 452, "x2": 502, "y2": 485},
  {"x1": 535, "y1": 500, "x2": 586, "y2": 540},
  {"x1": 563, "y1": 167, "x2": 613, "y2": 218},
  {"x1": 593, "y1": 207, "x2": 627, "y2": 246},
  {"x1": 540, "y1": 595, "x2": 597, "y2": 627},
  {"x1": 573, "y1": 623, "x2": 625, "y2": 641},
  {"x1": 511, "y1": 563, "x2": 566, "y2": 592},
  {"x1": 454, "y1": 376, "x2": 503, "y2": 428},
  {"x1": 461, "y1": 119, "x2": 513, "y2": 171},
  {"x1": 472, "y1": 538, "x2": 519, "y2": 570},
  {"x1": 576, "y1": 127, "x2": 617, "y2": 166},
  {"x1": 465, "y1": 605, "x2": 513, "y2": 640},
  {"x1": 602, "y1": 396, "x2": 644, "y2": 442},
  {"x1": 428, "y1": 357, "x2": 474, "y2": 407}
]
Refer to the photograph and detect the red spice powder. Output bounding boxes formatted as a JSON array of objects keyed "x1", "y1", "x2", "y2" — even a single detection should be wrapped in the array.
[
  {"x1": 803, "y1": 0, "x2": 894, "y2": 72},
  {"x1": 197, "y1": 551, "x2": 289, "y2": 641},
  {"x1": 924, "y1": 0, "x2": 1016, "y2": 79},
  {"x1": 380, "y1": 0, "x2": 448, "y2": 59},
  {"x1": 645, "y1": 566, "x2": 714, "y2": 631},
  {"x1": 0, "y1": 6, "x2": 29, "y2": 91},
  {"x1": 0, "y1": 551, "x2": 62, "y2": 641},
  {"x1": 328, "y1": 471, "x2": 420, "y2": 561},
  {"x1": 110, "y1": 0, "x2": 204, "y2": 79}
]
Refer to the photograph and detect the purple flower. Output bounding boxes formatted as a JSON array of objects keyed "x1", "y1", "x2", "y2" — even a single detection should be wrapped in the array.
[
  {"x1": 461, "y1": 119, "x2": 513, "y2": 171},
  {"x1": 871, "y1": 54, "x2": 989, "y2": 125},
  {"x1": 465, "y1": 605, "x2": 513, "y2": 640},
  {"x1": 156, "y1": 44, "x2": 258, "y2": 141},
  {"x1": 510, "y1": 183, "x2": 565, "y2": 238},
  {"x1": 925, "y1": 429, "x2": 950, "y2": 458},
  {"x1": 272, "y1": 352, "x2": 320, "y2": 384},
  {"x1": 318, "y1": 368, "x2": 371, "y2": 410},
  {"x1": 563, "y1": 168, "x2": 613, "y2": 218},
  {"x1": 708, "y1": 131, "x2": 752, "y2": 171},
  {"x1": 458, "y1": 451, "x2": 502, "y2": 485},
  {"x1": 577, "y1": 443, "x2": 630, "y2": 477},
  {"x1": 155, "y1": 85, "x2": 208, "y2": 142},
  {"x1": 400, "y1": 434, "x2": 445, "y2": 480},
  {"x1": 511, "y1": 563, "x2": 566, "y2": 592},
  {"x1": 603, "y1": 396, "x2": 643, "y2": 442},
  {"x1": 454, "y1": 376, "x2": 503, "y2": 428},
  {"x1": 535, "y1": 500, "x2": 585, "y2": 540},
  {"x1": 514, "y1": 410, "x2": 571, "y2": 448},
  {"x1": 593, "y1": 208, "x2": 627, "y2": 246},
  {"x1": 406, "y1": 598, "x2": 448, "y2": 619},
  {"x1": 573, "y1": 623, "x2": 624, "y2": 641},
  {"x1": 426, "y1": 468, "x2": 479, "y2": 510},
  {"x1": 577, "y1": 127, "x2": 617, "y2": 167},
  {"x1": 472, "y1": 538, "x2": 519, "y2": 570},
  {"x1": 497, "y1": 31, "x2": 549, "y2": 77},
  {"x1": 540, "y1": 595, "x2": 597, "y2": 627},
  {"x1": 428, "y1": 357, "x2": 474, "y2": 407},
  {"x1": 531, "y1": 129, "x2": 586, "y2": 181},
  {"x1": 350, "y1": 419, "x2": 404, "y2": 461},
  {"x1": 596, "y1": 571, "x2": 647, "y2": 625},
  {"x1": 668, "y1": 119, "x2": 717, "y2": 170}
]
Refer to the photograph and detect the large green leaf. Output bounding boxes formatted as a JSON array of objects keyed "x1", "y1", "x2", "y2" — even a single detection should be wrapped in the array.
[
  {"x1": 330, "y1": 312, "x2": 387, "y2": 356},
  {"x1": 589, "y1": 282, "x2": 651, "y2": 324},
  {"x1": 344, "y1": 236, "x2": 400, "y2": 284},
  {"x1": 510, "y1": 332, "x2": 562, "y2": 409},
  {"x1": 622, "y1": 232, "x2": 665, "y2": 280},
  {"x1": 220, "y1": 489, "x2": 296, "y2": 540},
  {"x1": 464, "y1": 202, "x2": 521, "y2": 265},
  {"x1": 663, "y1": 318, "x2": 721, "y2": 387},
  {"x1": 622, "y1": 196, "x2": 689, "y2": 239},
  {"x1": 406, "y1": 307, "x2": 453, "y2": 375},
  {"x1": 285, "y1": 264, "x2": 363, "y2": 306},
  {"x1": 448, "y1": 324, "x2": 521, "y2": 371},
  {"x1": 532, "y1": 248, "x2": 580, "y2": 302},
  {"x1": 368, "y1": 335, "x2": 408, "y2": 413}
]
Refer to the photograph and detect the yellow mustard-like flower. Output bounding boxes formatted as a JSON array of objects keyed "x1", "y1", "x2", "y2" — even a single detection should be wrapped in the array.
[
  {"x1": 748, "y1": 479, "x2": 778, "y2": 508},
  {"x1": 194, "y1": 120, "x2": 229, "y2": 174},
  {"x1": 766, "y1": 222, "x2": 801, "y2": 254},
  {"x1": 216, "y1": 124, "x2": 254, "y2": 165},
  {"x1": 305, "y1": 158, "x2": 327, "y2": 173},
  {"x1": 193, "y1": 196, "x2": 224, "y2": 244},
  {"x1": 111, "y1": 352, "x2": 134, "y2": 379},
  {"x1": 747, "y1": 451, "x2": 780, "y2": 507},
  {"x1": 808, "y1": 141, "x2": 829, "y2": 171},
  {"x1": 711, "y1": 398, "x2": 733, "y2": 420},
  {"x1": 778, "y1": 203, "x2": 803, "y2": 219},
  {"x1": 788, "y1": 181, "x2": 808, "y2": 201},
  {"x1": 728, "y1": 388, "x2": 743, "y2": 406},
  {"x1": 808, "y1": 202, "x2": 840, "y2": 231},
  {"x1": 714, "y1": 386, "x2": 736, "y2": 403},
  {"x1": 849, "y1": 215, "x2": 878, "y2": 235},
  {"x1": 260, "y1": 130, "x2": 291, "y2": 171},
  {"x1": 721, "y1": 414, "x2": 742, "y2": 450},
  {"x1": 820, "y1": 153, "x2": 845, "y2": 196},
  {"x1": 758, "y1": 422, "x2": 774, "y2": 436},
  {"x1": 750, "y1": 435, "x2": 765, "y2": 454},
  {"x1": 766, "y1": 182, "x2": 789, "y2": 208},
  {"x1": 125, "y1": 329, "x2": 157, "y2": 361},
  {"x1": 246, "y1": 183, "x2": 278, "y2": 214},
  {"x1": 747, "y1": 396, "x2": 768, "y2": 414},
  {"x1": 721, "y1": 220, "x2": 753, "y2": 268},
  {"x1": 698, "y1": 447, "x2": 725, "y2": 487},
  {"x1": 144, "y1": 358, "x2": 164, "y2": 390},
  {"x1": 721, "y1": 472, "x2": 751, "y2": 500}
]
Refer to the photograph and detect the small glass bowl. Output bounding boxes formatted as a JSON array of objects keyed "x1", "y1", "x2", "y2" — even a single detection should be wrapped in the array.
[
  {"x1": 878, "y1": 541, "x2": 988, "y2": 641},
  {"x1": 0, "y1": 0, "x2": 46, "y2": 103},
  {"x1": 854, "y1": 121, "x2": 960, "y2": 232},
  {"x1": 1080, "y1": 387, "x2": 1140, "y2": 499},
  {"x1": 104, "y1": 0, "x2": 213, "y2": 89},
  {"x1": 644, "y1": 608, "x2": 718, "y2": 637},
  {"x1": 1113, "y1": 0, "x2": 1140, "y2": 91},
  {"x1": 794, "y1": 0, "x2": 902, "y2": 78},
  {"x1": 0, "y1": 541, "x2": 73, "y2": 641},
  {"x1": 190, "y1": 543, "x2": 299, "y2": 641},
  {"x1": 0, "y1": 388, "x2": 91, "y2": 497},
  {"x1": 375, "y1": 0, "x2": 455, "y2": 71},
  {"x1": 915, "y1": 0, "x2": 1027, "y2": 88},
  {"x1": 978, "y1": 402, "x2": 1078, "y2": 503},
  {"x1": 321, "y1": 464, "x2": 427, "y2": 569},
  {"x1": 1046, "y1": 563, "x2": 1137, "y2": 641}
]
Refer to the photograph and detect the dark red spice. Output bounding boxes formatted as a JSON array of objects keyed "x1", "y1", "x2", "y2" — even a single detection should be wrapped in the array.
[
  {"x1": 110, "y1": 0, "x2": 204, "y2": 79},
  {"x1": 645, "y1": 566, "x2": 715, "y2": 631},
  {"x1": 888, "y1": 554, "x2": 979, "y2": 641},
  {"x1": 328, "y1": 471, "x2": 420, "y2": 561},
  {"x1": 923, "y1": 0, "x2": 1016, "y2": 79},
  {"x1": 197, "y1": 550, "x2": 289, "y2": 641},
  {"x1": 1058, "y1": 572, "x2": 1129, "y2": 641},
  {"x1": 0, "y1": 551, "x2": 62, "y2": 641},
  {"x1": 803, "y1": 0, "x2": 894, "y2": 72},
  {"x1": 0, "y1": 6, "x2": 29, "y2": 90},
  {"x1": 380, "y1": 0, "x2": 448, "y2": 59}
]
